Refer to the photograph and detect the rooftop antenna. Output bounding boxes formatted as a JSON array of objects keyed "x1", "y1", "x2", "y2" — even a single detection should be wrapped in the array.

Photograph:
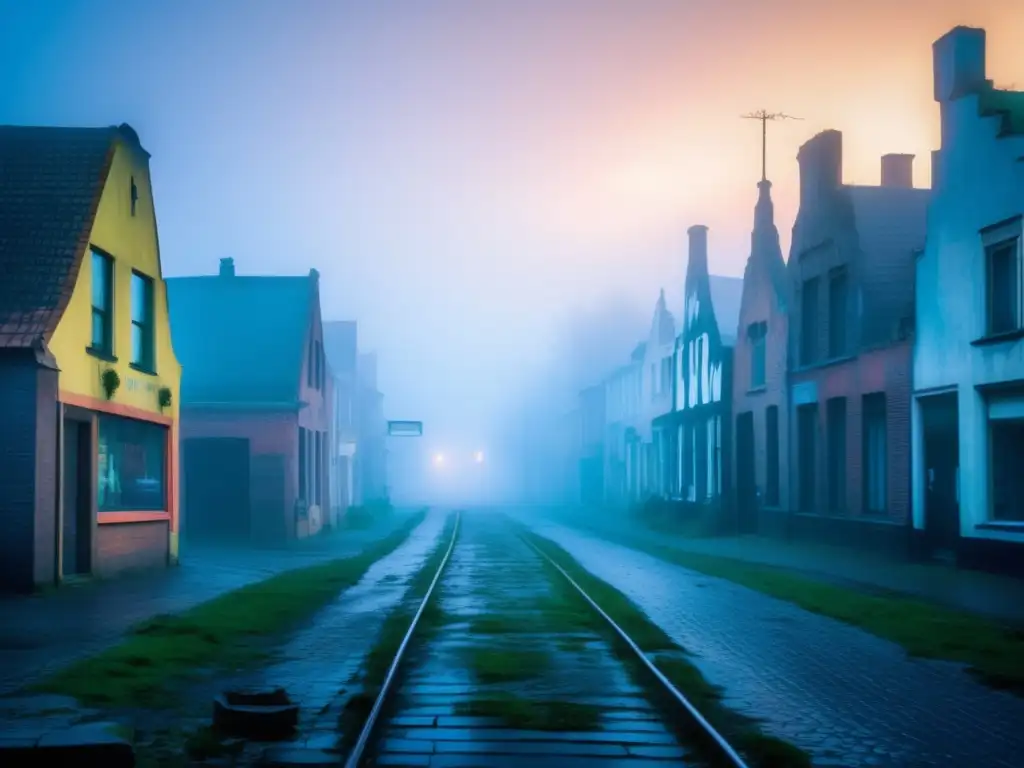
[{"x1": 742, "y1": 110, "x2": 803, "y2": 182}]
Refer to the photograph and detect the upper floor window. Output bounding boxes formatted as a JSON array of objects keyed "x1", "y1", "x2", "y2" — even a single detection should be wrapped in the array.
[
  {"x1": 800, "y1": 277, "x2": 820, "y2": 366},
  {"x1": 748, "y1": 321, "x2": 767, "y2": 389},
  {"x1": 131, "y1": 271, "x2": 155, "y2": 371},
  {"x1": 986, "y1": 236, "x2": 1022, "y2": 336},
  {"x1": 828, "y1": 267, "x2": 849, "y2": 357},
  {"x1": 90, "y1": 249, "x2": 114, "y2": 354}
]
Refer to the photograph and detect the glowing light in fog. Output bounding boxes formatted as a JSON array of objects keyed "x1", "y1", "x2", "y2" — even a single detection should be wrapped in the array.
[
  {"x1": 434, "y1": 453, "x2": 445, "y2": 466},
  {"x1": 474, "y1": 450, "x2": 484, "y2": 463}
]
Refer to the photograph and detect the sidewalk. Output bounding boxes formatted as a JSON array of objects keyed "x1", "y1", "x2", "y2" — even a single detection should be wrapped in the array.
[
  {"x1": 553, "y1": 509, "x2": 1024, "y2": 624},
  {"x1": 0, "y1": 512, "x2": 420, "y2": 695}
]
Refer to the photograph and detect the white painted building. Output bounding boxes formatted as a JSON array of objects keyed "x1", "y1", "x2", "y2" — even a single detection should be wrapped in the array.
[
  {"x1": 602, "y1": 347, "x2": 644, "y2": 503},
  {"x1": 912, "y1": 25, "x2": 1024, "y2": 572},
  {"x1": 639, "y1": 291, "x2": 677, "y2": 497}
]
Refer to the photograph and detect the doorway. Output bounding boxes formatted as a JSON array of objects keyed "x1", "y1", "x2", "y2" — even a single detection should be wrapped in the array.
[
  {"x1": 183, "y1": 437, "x2": 251, "y2": 541},
  {"x1": 919, "y1": 393, "x2": 960, "y2": 560},
  {"x1": 797, "y1": 403, "x2": 818, "y2": 512},
  {"x1": 736, "y1": 411, "x2": 757, "y2": 532},
  {"x1": 61, "y1": 417, "x2": 92, "y2": 577}
]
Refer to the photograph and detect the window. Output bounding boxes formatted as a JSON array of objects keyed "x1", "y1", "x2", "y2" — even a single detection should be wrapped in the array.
[
  {"x1": 863, "y1": 393, "x2": 887, "y2": 513},
  {"x1": 765, "y1": 405, "x2": 780, "y2": 506},
  {"x1": 131, "y1": 272, "x2": 155, "y2": 370},
  {"x1": 991, "y1": 419, "x2": 1024, "y2": 521},
  {"x1": 748, "y1": 321, "x2": 767, "y2": 388},
  {"x1": 986, "y1": 237, "x2": 1022, "y2": 335},
  {"x1": 828, "y1": 267, "x2": 848, "y2": 357},
  {"x1": 797, "y1": 404, "x2": 818, "y2": 511},
  {"x1": 90, "y1": 249, "x2": 113, "y2": 353},
  {"x1": 315, "y1": 431, "x2": 323, "y2": 506},
  {"x1": 298, "y1": 427, "x2": 308, "y2": 502},
  {"x1": 800, "y1": 277, "x2": 819, "y2": 365},
  {"x1": 96, "y1": 415, "x2": 167, "y2": 512},
  {"x1": 826, "y1": 397, "x2": 847, "y2": 512}
]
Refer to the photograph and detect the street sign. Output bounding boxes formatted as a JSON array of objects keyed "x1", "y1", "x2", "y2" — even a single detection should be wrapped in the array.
[{"x1": 388, "y1": 420, "x2": 423, "y2": 437}]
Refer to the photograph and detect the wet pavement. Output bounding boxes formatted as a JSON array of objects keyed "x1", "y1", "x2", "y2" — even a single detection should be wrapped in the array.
[
  {"x1": 0, "y1": 512, "x2": 420, "y2": 696},
  {"x1": 519, "y1": 517, "x2": 1024, "y2": 768},
  {"x1": 370, "y1": 510, "x2": 700, "y2": 767}
]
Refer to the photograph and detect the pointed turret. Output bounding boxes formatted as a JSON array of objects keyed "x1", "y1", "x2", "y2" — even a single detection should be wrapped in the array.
[{"x1": 747, "y1": 179, "x2": 788, "y2": 302}]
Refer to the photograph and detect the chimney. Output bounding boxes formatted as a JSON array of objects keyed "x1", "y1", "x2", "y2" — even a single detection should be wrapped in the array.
[
  {"x1": 687, "y1": 225, "x2": 709, "y2": 277},
  {"x1": 881, "y1": 154, "x2": 914, "y2": 188},
  {"x1": 933, "y1": 26, "x2": 987, "y2": 103},
  {"x1": 219, "y1": 257, "x2": 235, "y2": 277},
  {"x1": 798, "y1": 130, "x2": 843, "y2": 204},
  {"x1": 309, "y1": 268, "x2": 320, "y2": 285}
]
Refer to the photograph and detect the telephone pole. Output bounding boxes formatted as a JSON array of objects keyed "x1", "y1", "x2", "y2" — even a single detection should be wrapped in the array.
[{"x1": 742, "y1": 110, "x2": 802, "y2": 181}]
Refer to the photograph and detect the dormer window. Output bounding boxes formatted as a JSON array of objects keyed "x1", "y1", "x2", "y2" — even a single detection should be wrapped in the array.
[{"x1": 130, "y1": 176, "x2": 138, "y2": 217}]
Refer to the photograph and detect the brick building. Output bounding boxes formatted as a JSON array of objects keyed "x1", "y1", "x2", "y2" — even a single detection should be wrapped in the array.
[
  {"x1": 787, "y1": 130, "x2": 929, "y2": 552},
  {"x1": 168, "y1": 259, "x2": 332, "y2": 544},
  {"x1": 732, "y1": 179, "x2": 791, "y2": 534}
]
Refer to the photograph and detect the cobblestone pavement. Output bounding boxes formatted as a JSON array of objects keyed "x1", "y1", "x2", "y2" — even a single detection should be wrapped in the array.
[
  {"x1": 0, "y1": 511, "x2": 448, "y2": 763},
  {"x1": 520, "y1": 517, "x2": 1024, "y2": 768},
  {"x1": 367, "y1": 510, "x2": 701, "y2": 767},
  {"x1": 545, "y1": 506, "x2": 1024, "y2": 623},
  {"x1": 0, "y1": 512, "x2": 420, "y2": 695}
]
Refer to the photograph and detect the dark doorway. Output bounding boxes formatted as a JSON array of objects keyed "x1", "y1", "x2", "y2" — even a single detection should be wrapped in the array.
[
  {"x1": 797, "y1": 403, "x2": 818, "y2": 512},
  {"x1": 919, "y1": 393, "x2": 960, "y2": 559},
  {"x1": 61, "y1": 417, "x2": 92, "y2": 576},
  {"x1": 183, "y1": 437, "x2": 251, "y2": 541},
  {"x1": 736, "y1": 411, "x2": 757, "y2": 532}
]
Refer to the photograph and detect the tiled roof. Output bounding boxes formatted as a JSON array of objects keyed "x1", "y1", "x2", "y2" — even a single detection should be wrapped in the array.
[
  {"x1": 166, "y1": 270, "x2": 316, "y2": 406},
  {"x1": 0, "y1": 126, "x2": 120, "y2": 348}
]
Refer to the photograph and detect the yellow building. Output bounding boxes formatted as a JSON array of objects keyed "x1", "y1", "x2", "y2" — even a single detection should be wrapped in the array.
[{"x1": 0, "y1": 124, "x2": 181, "y2": 592}]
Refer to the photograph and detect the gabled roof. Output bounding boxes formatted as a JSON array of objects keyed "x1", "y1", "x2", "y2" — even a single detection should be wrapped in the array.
[
  {"x1": 0, "y1": 125, "x2": 135, "y2": 348},
  {"x1": 709, "y1": 275, "x2": 744, "y2": 345},
  {"x1": 166, "y1": 268, "x2": 316, "y2": 407}
]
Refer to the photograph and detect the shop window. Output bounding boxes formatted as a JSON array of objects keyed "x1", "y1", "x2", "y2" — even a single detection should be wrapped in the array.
[{"x1": 97, "y1": 415, "x2": 167, "y2": 511}]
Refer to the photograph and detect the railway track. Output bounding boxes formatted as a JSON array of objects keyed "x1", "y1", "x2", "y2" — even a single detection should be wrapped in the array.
[{"x1": 343, "y1": 510, "x2": 748, "y2": 768}]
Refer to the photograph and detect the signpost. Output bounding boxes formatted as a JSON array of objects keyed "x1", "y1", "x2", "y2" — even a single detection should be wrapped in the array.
[{"x1": 387, "y1": 420, "x2": 424, "y2": 437}]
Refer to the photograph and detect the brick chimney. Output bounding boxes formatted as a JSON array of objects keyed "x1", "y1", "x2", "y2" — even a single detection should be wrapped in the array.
[
  {"x1": 687, "y1": 225, "x2": 709, "y2": 278},
  {"x1": 219, "y1": 257, "x2": 235, "y2": 277},
  {"x1": 798, "y1": 130, "x2": 843, "y2": 204},
  {"x1": 933, "y1": 26, "x2": 987, "y2": 103},
  {"x1": 881, "y1": 154, "x2": 914, "y2": 188}
]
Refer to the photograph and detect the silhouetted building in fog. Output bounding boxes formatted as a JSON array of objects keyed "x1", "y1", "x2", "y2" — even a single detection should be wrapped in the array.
[
  {"x1": 168, "y1": 260, "x2": 332, "y2": 543},
  {"x1": 602, "y1": 349, "x2": 643, "y2": 505},
  {"x1": 578, "y1": 383, "x2": 605, "y2": 505},
  {"x1": 659, "y1": 227, "x2": 742, "y2": 524},
  {"x1": 356, "y1": 351, "x2": 388, "y2": 503},
  {"x1": 913, "y1": 26, "x2": 1024, "y2": 575},
  {"x1": 787, "y1": 131, "x2": 928, "y2": 552},
  {"x1": 640, "y1": 290, "x2": 676, "y2": 498},
  {"x1": 323, "y1": 320, "x2": 358, "y2": 520},
  {"x1": 732, "y1": 179, "x2": 791, "y2": 535}
]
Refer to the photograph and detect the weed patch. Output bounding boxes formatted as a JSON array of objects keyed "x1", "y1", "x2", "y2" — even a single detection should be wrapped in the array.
[
  {"x1": 32, "y1": 510, "x2": 427, "y2": 708},
  {"x1": 466, "y1": 648, "x2": 549, "y2": 684},
  {"x1": 454, "y1": 694, "x2": 601, "y2": 731},
  {"x1": 523, "y1": 528, "x2": 811, "y2": 768}
]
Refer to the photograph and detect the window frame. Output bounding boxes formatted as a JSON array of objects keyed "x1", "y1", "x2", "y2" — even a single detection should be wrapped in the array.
[
  {"x1": 130, "y1": 270, "x2": 156, "y2": 372},
  {"x1": 95, "y1": 414, "x2": 168, "y2": 513},
  {"x1": 800, "y1": 277, "x2": 820, "y2": 366},
  {"x1": 748, "y1": 321, "x2": 767, "y2": 389},
  {"x1": 90, "y1": 248, "x2": 114, "y2": 355},
  {"x1": 985, "y1": 235, "x2": 1022, "y2": 336},
  {"x1": 828, "y1": 266, "x2": 849, "y2": 358}
]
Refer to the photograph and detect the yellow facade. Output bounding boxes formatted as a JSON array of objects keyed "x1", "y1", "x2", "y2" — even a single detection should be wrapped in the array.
[{"x1": 47, "y1": 136, "x2": 182, "y2": 560}]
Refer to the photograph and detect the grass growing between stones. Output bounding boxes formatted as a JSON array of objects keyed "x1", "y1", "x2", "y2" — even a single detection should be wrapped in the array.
[
  {"x1": 338, "y1": 512, "x2": 458, "y2": 742},
  {"x1": 31, "y1": 510, "x2": 428, "y2": 709},
  {"x1": 454, "y1": 694, "x2": 602, "y2": 731},
  {"x1": 572, "y1": 525, "x2": 1024, "y2": 696},
  {"x1": 466, "y1": 648, "x2": 550, "y2": 684},
  {"x1": 524, "y1": 529, "x2": 812, "y2": 768}
]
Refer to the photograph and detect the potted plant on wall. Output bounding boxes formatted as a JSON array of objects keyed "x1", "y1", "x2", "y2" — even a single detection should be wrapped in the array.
[
  {"x1": 158, "y1": 386, "x2": 172, "y2": 412},
  {"x1": 101, "y1": 368, "x2": 120, "y2": 400}
]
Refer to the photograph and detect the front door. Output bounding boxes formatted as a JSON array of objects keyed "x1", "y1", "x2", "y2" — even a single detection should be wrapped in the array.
[
  {"x1": 182, "y1": 437, "x2": 251, "y2": 541},
  {"x1": 61, "y1": 418, "x2": 92, "y2": 576},
  {"x1": 736, "y1": 411, "x2": 756, "y2": 533},
  {"x1": 920, "y1": 393, "x2": 960, "y2": 560}
]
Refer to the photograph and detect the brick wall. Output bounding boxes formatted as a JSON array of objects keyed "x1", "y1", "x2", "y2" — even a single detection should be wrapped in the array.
[
  {"x1": 790, "y1": 340, "x2": 912, "y2": 524},
  {"x1": 0, "y1": 351, "x2": 44, "y2": 592},
  {"x1": 732, "y1": 281, "x2": 791, "y2": 512},
  {"x1": 95, "y1": 521, "x2": 169, "y2": 577}
]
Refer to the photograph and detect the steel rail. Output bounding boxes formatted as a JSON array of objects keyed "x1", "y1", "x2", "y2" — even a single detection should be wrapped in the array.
[
  {"x1": 522, "y1": 535, "x2": 751, "y2": 768},
  {"x1": 343, "y1": 510, "x2": 462, "y2": 768}
]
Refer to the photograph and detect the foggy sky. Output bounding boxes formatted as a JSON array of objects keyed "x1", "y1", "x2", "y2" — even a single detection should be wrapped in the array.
[{"x1": 3, "y1": 0, "x2": 1024, "y2": 463}]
